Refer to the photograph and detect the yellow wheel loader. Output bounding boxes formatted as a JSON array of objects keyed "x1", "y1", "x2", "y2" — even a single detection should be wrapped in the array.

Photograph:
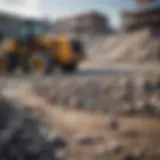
[{"x1": 0, "y1": 20, "x2": 85, "y2": 74}]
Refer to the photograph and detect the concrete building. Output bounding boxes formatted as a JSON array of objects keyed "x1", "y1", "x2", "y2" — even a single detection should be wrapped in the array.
[
  {"x1": 52, "y1": 11, "x2": 113, "y2": 36},
  {"x1": 120, "y1": 5, "x2": 160, "y2": 32}
]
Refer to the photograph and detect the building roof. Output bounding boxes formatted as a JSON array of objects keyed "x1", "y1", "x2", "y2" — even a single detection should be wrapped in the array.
[
  {"x1": 121, "y1": 4, "x2": 160, "y2": 16},
  {"x1": 53, "y1": 10, "x2": 108, "y2": 23}
]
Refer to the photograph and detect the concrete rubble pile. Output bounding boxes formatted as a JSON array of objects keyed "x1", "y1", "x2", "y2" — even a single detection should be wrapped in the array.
[{"x1": 84, "y1": 29, "x2": 160, "y2": 64}]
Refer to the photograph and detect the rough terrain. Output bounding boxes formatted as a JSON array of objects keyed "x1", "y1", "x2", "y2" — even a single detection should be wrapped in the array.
[
  {"x1": 0, "y1": 74, "x2": 160, "y2": 160},
  {"x1": 0, "y1": 27, "x2": 160, "y2": 159}
]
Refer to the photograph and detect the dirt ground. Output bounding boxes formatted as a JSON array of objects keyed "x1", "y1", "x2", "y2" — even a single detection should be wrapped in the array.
[
  {"x1": 2, "y1": 81, "x2": 160, "y2": 160},
  {"x1": 81, "y1": 61, "x2": 160, "y2": 75}
]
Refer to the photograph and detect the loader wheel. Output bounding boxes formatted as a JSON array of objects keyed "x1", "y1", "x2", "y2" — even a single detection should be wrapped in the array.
[
  {"x1": 20, "y1": 55, "x2": 31, "y2": 74},
  {"x1": 29, "y1": 53, "x2": 53, "y2": 74},
  {"x1": 21, "y1": 65, "x2": 30, "y2": 74},
  {"x1": 61, "y1": 63, "x2": 77, "y2": 73},
  {"x1": 5, "y1": 54, "x2": 20, "y2": 73}
]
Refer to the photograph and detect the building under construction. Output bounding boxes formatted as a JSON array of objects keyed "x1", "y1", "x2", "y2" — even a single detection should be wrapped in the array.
[
  {"x1": 121, "y1": 5, "x2": 160, "y2": 32},
  {"x1": 52, "y1": 11, "x2": 113, "y2": 36}
]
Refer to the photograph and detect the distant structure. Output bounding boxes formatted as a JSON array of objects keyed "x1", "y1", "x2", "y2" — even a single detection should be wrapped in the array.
[
  {"x1": 0, "y1": 12, "x2": 52, "y2": 38},
  {"x1": 120, "y1": 5, "x2": 160, "y2": 32},
  {"x1": 52, "y1": 11, "x2": 113, "y2": 36}
]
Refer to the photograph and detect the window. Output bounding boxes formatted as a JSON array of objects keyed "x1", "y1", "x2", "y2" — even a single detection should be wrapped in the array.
[{"x1": 34, "y1": 25, "x2": 45, "y2": 36}]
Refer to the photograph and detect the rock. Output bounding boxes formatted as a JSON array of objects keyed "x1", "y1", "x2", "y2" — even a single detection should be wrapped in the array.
[
  {"x1": 52, "y1": 136, "x2": 68, "y2": 149},
  {"x1": 144, "y1": 103, "x2": 156, "y2": 115},
  {"x1": 108, "y1": 140, "x2": 124, "y2": 154},
  {"x1": 35, "y1": 86, "x2": 50, "y2": 97},
  {"x1": 52, "y1": 136, "x2": 69, "y2": 160},
  {"x1": 120, "y1": 105, "x2": 135, "y2": 116},
  {"x1": 48, "y1": 94, "x2": 58, "y2": 104},
  {"x1": 93, "y1": 134, "x2": 105, "y2": 143},
  {"x1": 120, "y1": 129, "x2": 139, "y2": 139},
  {"x1": 74, "y1": 134, "x2": 94, "y2": 146},
  {"x1": 55, "y1": 149, "x2": 68, "y2": 160},
  {"x1": 74, "y1": 134, "x2": 103, "y2": 146},
  {"x1": 69, "y1": 97, "x2": 84, "y2": 109},
  {"x1": 124, "y1": 78, "x2": 134, "y2": 100},
  {"x1": 69, "y1": 97, "x2": 78, "y2": 108},
  {"x1": 59, "y1": 95, "x2": 69, "y2": 106},
  {"x1": 135, "y1": 100, "x2": 145, "y2": 113},
  {"x1": 107, "y1": 115, "x2": 120, "y2": 130},
  {"x1": 97, "y1": 150, "x2": 108, "y2": 160},
  {"x1": 143, "y1": 79, "x2": 154, "y2": 93},
  {"x1": 122, "y1": 152, "x2": 136, "y2": 160},
  {"x1": 134, "y1": 147, "x2": 147, "y2": 159},
  {"x1": 0, "y1": 98, "x2": 56, "y2": 160}
]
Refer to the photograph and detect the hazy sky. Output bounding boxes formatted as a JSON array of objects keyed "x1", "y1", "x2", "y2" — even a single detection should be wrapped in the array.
[
  {"x1": 0, "y1": 0, "x2": 160, "y2": 27},
  {"x1": 0, "y1": 0, "x2": 40, "y2": 18},
  {"x1": 41, "y1": 0, "x2": 137, "y2": 27}
]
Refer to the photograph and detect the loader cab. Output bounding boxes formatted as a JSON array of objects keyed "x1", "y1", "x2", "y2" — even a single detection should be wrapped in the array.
[
  {"x1": 17, "y1": 20, "x2": 45, "y2": 46},
  {"x1": 0, "y1": 30, "x2": 4, "y2": 42}
]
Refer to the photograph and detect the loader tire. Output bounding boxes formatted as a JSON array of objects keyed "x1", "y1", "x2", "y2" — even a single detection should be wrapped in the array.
[
  {"x1": 21, "y1": 64, "x2": 31, "y2": 74},
  {"x1": 61, "y1": 63, "x2": 77, "y2": 73},
  {"x1": 20, "y1": 55, "x2": 31, "y2": 74},
  {"x1": 45, "y1": 60, "x2": 54, "y2": 75},
  {"x1": 29, "y1": 53, "x2": 53, "y2": 74},
  {"x1": 5, "y1": 54, "x2": 20, "y2": 73}
]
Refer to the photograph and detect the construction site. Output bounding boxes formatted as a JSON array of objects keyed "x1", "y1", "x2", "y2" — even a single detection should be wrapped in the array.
[{"x1": 0, "y1": 0, "x2": 160, "y2": 160}]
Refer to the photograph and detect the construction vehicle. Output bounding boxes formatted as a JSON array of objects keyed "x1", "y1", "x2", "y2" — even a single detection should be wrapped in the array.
[{"x1": 0, "y1": 20, "x2": 85, "y2": 74}]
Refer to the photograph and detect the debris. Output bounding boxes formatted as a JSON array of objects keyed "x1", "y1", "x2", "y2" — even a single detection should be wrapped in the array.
[
  {"x1": 108, "y1": 140, "x2": 124, "y2": 154},
  {"x1": 120, "y1": 129, "x2": 139, "y2": 139},
  {"x1": 0, "y1": 98, "x2": 60, "y2": 160},
  {"x1": 107, "y1": 115, "x2": 120, "y2": 130},
  {"x1": 122, "y1": 152, "x2": 136, "y2": 160},
  {"x1": 74, "y1": 134, "x2": 104, "y2": 146}
]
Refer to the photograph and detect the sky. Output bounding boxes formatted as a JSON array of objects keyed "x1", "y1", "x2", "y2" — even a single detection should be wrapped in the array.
[
  {"x1": 0, "y1": 0, "x2": 40, "y2": 18},
  {"x1": 0, "y1": 0, "x2": 160, "y2": 28},
  {"x1": 42, "y1": 0, "x2": 137, "y2": 27}
]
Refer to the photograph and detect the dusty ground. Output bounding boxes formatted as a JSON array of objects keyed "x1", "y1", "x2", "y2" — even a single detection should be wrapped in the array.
[
  {"x1": 81, "y1": 61, "x2": 160, "y2": 74},
  {"x1": 1, "y1": 77, "x2": 160, "y2": 160}
]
